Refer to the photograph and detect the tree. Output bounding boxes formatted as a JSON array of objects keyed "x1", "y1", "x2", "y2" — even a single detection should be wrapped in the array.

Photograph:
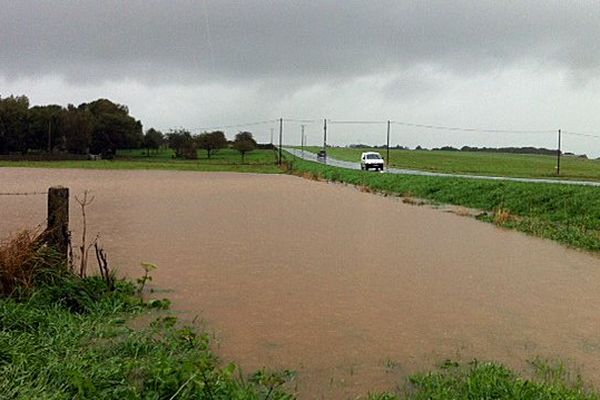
[
  {"x1": 83, "y1": 99, "x2": 143, "y2": 156},
  {"x1": 28, "y1": 105, "x2": 63, "y2": 153},
  {"x1": 232, "y1": 131, "x2": 256, "y2": 163},
  {"x1": 60, "y1": 105, "x2": 94, "y2": 154},
  {"x1": 196, "y1": 130, "x2": 227, "y2": 159},
  {"x1": 166, "y1": 129, "x2": 196, "y2": 159},
  {"x1": 144, "y1": 128, "x2": 164, "y2": 156},
  {"x1": 0, "y1": 95, "x2": 30, "y2": 154}
]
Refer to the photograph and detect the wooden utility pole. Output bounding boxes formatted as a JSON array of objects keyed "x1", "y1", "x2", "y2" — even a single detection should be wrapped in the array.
[
  {"x1": 556, "y1": 129, "x2": 562, "y2": 176},
  {"x1": 278, "y1": 118, "x2": 283, "y2": 165},
  {"x1": 386, "y1": 120, "x2": 391, "y2": 166},
  {"x1": 323, "y1": 118, "x2": 327, "y2": 151},
  {"x1": 47, "y1": 186, "x2": 69, "y2": 260},
  {"x1": 47, "y1": 120, "x2": 52, "y2": 154},
  {"x1": 301, "y1": 124, "x2": 305, "y2": 159}
]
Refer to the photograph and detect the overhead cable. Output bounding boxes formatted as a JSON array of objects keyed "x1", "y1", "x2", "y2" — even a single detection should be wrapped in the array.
[{"x1": 391, "y1": 120, "x2": 555, "y2": 134}]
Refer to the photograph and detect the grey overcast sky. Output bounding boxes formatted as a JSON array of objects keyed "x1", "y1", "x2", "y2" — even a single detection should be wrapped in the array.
[{"x1": 2, "y1": 1, "x2": 600, "y2": 155}]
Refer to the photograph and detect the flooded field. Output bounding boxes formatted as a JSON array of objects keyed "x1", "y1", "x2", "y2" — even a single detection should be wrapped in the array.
[{"x1": 1, "y1": 167, "x2": 600, "y2": 398}]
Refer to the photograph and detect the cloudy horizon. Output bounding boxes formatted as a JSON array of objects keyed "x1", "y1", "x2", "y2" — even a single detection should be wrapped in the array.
[{"x1": 2, "y1": 1, "x2": 600, "y2": 155}]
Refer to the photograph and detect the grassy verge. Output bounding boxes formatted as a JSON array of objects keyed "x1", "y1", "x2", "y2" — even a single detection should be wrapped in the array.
[
  {"x1": 0, "y1": 229, "x2": 296, "y2": 399},
  {"x1": 372, "y1": 360, "x2": 598, "y2": 399},
  {"x1": 299, "y1": 146, "x2": 600, "y2": 181},
  {"x1": 0, "y1": 275, "x2": 298, "y2": 399},
  {"x1": 0, "y1": 229, "x2": 295, "y2": 398},
  {"x1": 0, "y1": 148, "x2": 282, "y2": 174},
  {"x1": 287, "y1": 158, "x2": 600, "y2": 252}
]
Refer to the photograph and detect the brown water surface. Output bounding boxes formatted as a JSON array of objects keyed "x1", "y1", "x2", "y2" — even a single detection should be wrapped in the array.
[{"x1": 1, "y1": 168, "x2": 600, "y2": 398}]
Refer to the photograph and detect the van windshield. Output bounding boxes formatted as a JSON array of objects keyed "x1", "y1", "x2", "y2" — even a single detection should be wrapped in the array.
[{"x1": 366, "y1": 154, "x2": 382, "y2": 160}]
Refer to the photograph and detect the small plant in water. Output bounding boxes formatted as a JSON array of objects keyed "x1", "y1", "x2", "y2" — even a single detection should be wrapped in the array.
[
  {"x1": 249, "y1": 369, "x2": 296, "y2": 400},
  {"x1": 137, "y1": 261, "x2": 157, "y2": 296}
]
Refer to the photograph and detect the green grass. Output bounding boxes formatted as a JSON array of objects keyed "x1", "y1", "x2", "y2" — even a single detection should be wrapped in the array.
[
  {"x1": 0, "y1": 148, "x2": 282, "y2": 174},
  {"x1": 300, "y1": 146, "x2": 600, "y2": 181},
  {"x1": 287, "y1": 157, "x2": 600, "y2": 252},
  {"x1": 119, "y1": 147, "x2": 278, "y2": 165},
  {"x1": 372, "y1": 360, "x2": 599, "y2": 400},
  {"x1": 0, "y1": 275, "x2": 295, "y2": 399}
]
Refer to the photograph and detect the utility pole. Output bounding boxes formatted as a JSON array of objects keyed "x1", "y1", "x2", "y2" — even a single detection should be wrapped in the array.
[
  {"x1": 278, "y1": 118, "x2": 283, "y2": 165},
  {"x1": 556, "y1": 128, "x2": 562, "y2": 176},
  {"x1": 386, "y1": 120, "x2": 391, "y2": 167},
  {"x1": 301, "y1": 124, "x2": 305, "y2": 159},
  {"x1": 47, "y1": 119, "x2": 52, "y2": 154},
  {"x1": 323, "y1": 118, "x2": 327, "y2": 150}
]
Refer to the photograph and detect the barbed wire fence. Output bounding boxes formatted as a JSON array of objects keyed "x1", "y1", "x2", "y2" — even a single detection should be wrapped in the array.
[{"x1": 0, "y1": 191, "x2": 48, "y2": 196}]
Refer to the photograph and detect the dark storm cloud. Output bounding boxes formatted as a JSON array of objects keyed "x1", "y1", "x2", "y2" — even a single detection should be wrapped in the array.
[{"x1": 1, "y1": 0, "x2": 599, "y2": 84}]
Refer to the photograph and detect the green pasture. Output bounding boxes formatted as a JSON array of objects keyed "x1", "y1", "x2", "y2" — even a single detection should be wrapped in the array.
[{"x1": 300, "y1": 146, "x2": 600, "y2": 181}]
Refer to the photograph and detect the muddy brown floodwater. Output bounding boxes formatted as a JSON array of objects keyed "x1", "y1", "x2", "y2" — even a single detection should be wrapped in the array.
[{"x1": 2, "y1": 168, "x2": 600, "y2": 398}]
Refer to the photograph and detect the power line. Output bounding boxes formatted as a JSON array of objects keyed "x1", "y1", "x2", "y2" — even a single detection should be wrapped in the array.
[
  {"x1": 190, "y1": 119, "x2": 278, "y2": 132},
  {"x1": 563, "y1": 130, "x2": 600, "y2": 139},
  {"x1": 391, "y1": 120, "x2": 555, "y2": 134},
  {"x1": 177, "y1": 117, "x2": 600, "y2": 139},
  {"x1": 329, "y1": 120, "x2": 388, "y2": 125},
  {"x1": 202, "y1": 0, "x2": 216, "y2": 74},
  {"x1": 285, "y1": 118, "x2": 321, "y2": 124}
]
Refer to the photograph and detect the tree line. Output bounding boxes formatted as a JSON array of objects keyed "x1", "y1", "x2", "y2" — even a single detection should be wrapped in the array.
[
  {"x1": 0, "y1": 94, "x2": 260, "y2": 162},
  {"x1": 166, "y1": 129, "x2": 257, "y2": 162},
  {"x1": 349, "y1": 143, "x2": 570, "y2": 156},
  {"x1": 0, "y1": 95, "x2": 144, "y2": 157}
]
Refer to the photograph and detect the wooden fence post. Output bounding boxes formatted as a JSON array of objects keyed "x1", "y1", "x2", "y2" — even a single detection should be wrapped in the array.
[{"x1": 47, "y1": 186, "x2": 69, "y2": 259}]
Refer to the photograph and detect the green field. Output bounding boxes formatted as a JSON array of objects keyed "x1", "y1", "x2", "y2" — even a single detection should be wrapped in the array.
[
  {"x1": 300, "y1": 146, "x2": 600, "y2": 181},
  {"x1": 0, "y1": 148, "x2": 282, "y2": 174},
  {"x1": 287, "y1": 156, "x2": 600, "y2": 252},
  {"x1": 118, "y1": 147, "x2": 277, "y2": 164}
]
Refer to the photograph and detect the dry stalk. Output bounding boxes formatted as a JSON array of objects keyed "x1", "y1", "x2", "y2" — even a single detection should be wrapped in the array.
[
  {"x1": 74, "y1": 190, "x2": 95, "y2": 277},
  {"x1": 94, "y1": 237, "x2": 114, "y2": 291},
  {"x1": 493, "y1": 208, "x2": 512, "y2": 224}
]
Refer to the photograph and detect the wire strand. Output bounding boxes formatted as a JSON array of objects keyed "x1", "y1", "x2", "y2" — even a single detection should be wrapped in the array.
[
  {"x1": 391, "y1": 120, "x2": 555, "y2": 134},
  {"x1": 180, "y1": 118, "x2": 600, "y2": 139},
  {"x1": 285, "y1": 118, "x2": 321, "y2": 124},
  {"x1": 329, "y1": 120, "x2": 388, "y2": 125},
  {"x1": 563, "y1": 130, "x2": 600, "y2": 139},
  {"x1": 0, "y1": 191, "x2": 48, "y2": 196},
  {"x1": 191, "y1": 119, "x2": 278, "y2": 132}
]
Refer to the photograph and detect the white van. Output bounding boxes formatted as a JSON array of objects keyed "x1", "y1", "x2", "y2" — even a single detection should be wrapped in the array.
[{"x1": 360, "y1": 152, "x2": 384, "y2": 171}]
